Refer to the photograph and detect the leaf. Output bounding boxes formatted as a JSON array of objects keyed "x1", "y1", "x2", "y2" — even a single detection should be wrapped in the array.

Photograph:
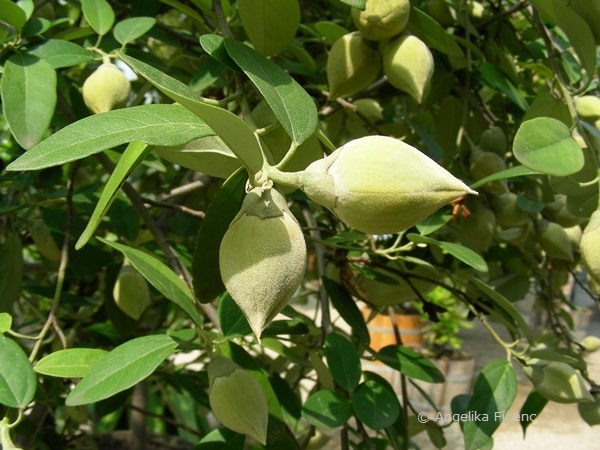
[
  {"x1": 77, "y1": 142, "x2": 152, "y2": 249},
  {"x1": 192, "y1": 169, "x2": 247, "y2": 303},
  {"x1": 301, "y1": 390, "x2": 353, "y2": 428},
  {"x1": 338, "y1": 0, "x2": 366, "y2": 9},
  {"x1": 34, "y1": 349, "x2": 109, "y2": 378},
  {"x1": 463, "y1": 360, "x2": 517, "y2": 450},
  {"x1": 81, "y1": 0, "x2": 115, "y2": 35},
  {"x1": 26, "y1": 39, "x2": 94, "y2": 68},
  {"x1": 322, "y1": 276, "x2": 370, "y2": 346},
  {"x1": 314, "y1": 21, "x2": 349, "y2": 45},
  {"x1": 118, "y1": 52, "x2": 263, "y2": 174},
  {"x1": 324, "y1": 333, "x2": 362, "y2": 392},
  {"x1": 199, "y1": 34, "x2": 240, "y2": 72},
  {"x1": 0, "y1": 334, "x2": 37, "y2": 408},
  {"x1": 478, "y1": 63, "x2": 528, "y2": 111},
  {"x1": 513, "y1": 117, "x2": 584, "y2": 176},
  {"x1": 0, "y1": 232, "x2": 23, "y2": 313},
  {"x1": 223, "y1": 39, "x2": 318, "y2": 146},
  {"x1": 376, "y1": 345, "x2": 445, "y2": 383},
  {"x1": 0, "y1": 0, "x2": 28, "y2": 30},
  {"x1": 519, "y1": 390, "x2": 547, "y2": 436},
  {"x1": 469, "y1": 165, "x2": 540, "y2": 190},
  {"x1": 6, "y1": 104, "x2": 212, "y2": 171},
  {"x1": 0, "y1": 313, "x2": 12, "y2": 333},
  {"x1": 353, "y1": 378, "x2": 400, "y2": 430},
  {"x1": 98, "y1": 239, "x2": 204, "y2": 328},
  {"x1": 197, "y1": 428, "x2": 245, "y2": 449},
  {"x1": 407, "y1": 234, "x2": 488, "y2": 272},
  {"x1": 1, "y1": 53, "x2": 57, "y2": 150},
  {"x1": 66, "y1": 335, "x2": 178, "y2": 406},
  {"x1": 237, "y1": 0, "x2": 300, "y2": 56},
  {"x1": 113, "y1": 17, "x2": 156, "y2": 45},
  {"x1": 530, "y1": 0, "x2": 596, "y2": 89},
  {"x1": 407, "y1": 7, "x2": 464, "y2": 58},
  {"x1": 218, "y1": 292, "x2": 252, "y2": 337}
]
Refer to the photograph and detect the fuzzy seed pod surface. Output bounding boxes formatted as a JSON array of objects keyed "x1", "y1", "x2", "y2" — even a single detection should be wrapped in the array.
[
  {"x1": 113, "y1": 264, "x2": 151, "y2": 320},
  {"x1": 522, "y1": 361, "x2": 594, "y2": 404},
  {"x1": 301, "y1": 135, "x2": 475, "y2": 234},
  {"x1": 581, "y1": 210, "x2": 600, "y2": 285},
  {"x1": 219, "y1": 187, "x2": 306, "y2": 338},
  {"x1": 351, "y1": 0, "x2": 411, "y2": 41},
  {"x1": 82, "y1": 63, "x2": 131, "y2": 114}
]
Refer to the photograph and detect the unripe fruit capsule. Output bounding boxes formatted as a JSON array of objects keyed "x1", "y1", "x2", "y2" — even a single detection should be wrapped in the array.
[
  {"x1": 351, "y1": 0, "x2": 411, "y2": 41},
  {"x1": 580, "y1": 210, "x2": 600, "y2": 286},
  {"x1": 82, "y1": 63, "x2": 131, "y2": 114}
]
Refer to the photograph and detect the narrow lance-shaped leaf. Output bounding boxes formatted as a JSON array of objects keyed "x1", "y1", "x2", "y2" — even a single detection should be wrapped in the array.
[
  {"x1": 1, "y1": 53, "x2": 57, "y2": 150},
  {"x1": 6, "y1": 104, "x2": 213, "y2": 171},
  {"x1": 407, "y1": 234, "x2": 488, "y2": 273},
  {"x1": 76, "y1": 142, "x2": 152, "y2": 249},
  {"x1": 118, "y1": 52, "x2": 264, "y2": 174},
  {"x1": 66, "y1": 335, "x2": 178, "y2": 406},
  {"x1": 34, "y1": 348, "x2": 109, "y2": 378}
]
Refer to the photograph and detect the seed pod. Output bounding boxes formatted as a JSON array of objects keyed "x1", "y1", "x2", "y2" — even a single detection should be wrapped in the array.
[
  {"x1": 580, "y1": 210, "x2": 600, "y2": 285},
  {"x1": 113, "y1": 263, "x2": 151, "y2": 320},
  {"x1": 578, "y1": 392, "x2": 600, "y2": 426},
  {"x1": 535, "y1": 219, "x2": 574, "y2": 261},
  {"x1": 581, "y1": 335, "x2": 600, "y2": 353},
  {"x1": 426, "y1": 0, "x2": 455, "y2": 27},
  {"x1": 382, "y1": 34, "x2": 434, "y2": 103},
  {"x1": 453, "y1": 201, "x2": 496, "y2": 253},
  {"x1": 543, "y1": 195, "x2": 585, "y2": 228},
  {"x1": 301, "y1": 135, "x2": 476, "y2": 235},
  {"x1": 490, "y1": 193, "x2": 530, "y2": 228},
  {"x1": 327, "y1": 32, "x2": 381, "y2": 99},
  {"x1": 82, "y1": 63, "x2": 131, "y2": 114},
  {"x1": 29, "y1": 219, "x2": 61, "y2": 262},
  {"x1": 479, "y1": 126, "x2": 508, "y2": 156},
  {"x1": 522, "y1": 361, "x2": 594, "y2": 404},
  {"x1": 219, "y1": 187, "x2": 306, "y2": 338},
  {"x1": 469, "y1": 149, "x2": 509, "y2": 194},
  {"x1": 574, "y1": 95, "x2": 600, "y2": 122},
  {"x1": 351, "y1": 0, "x2": 410, "y2": 41},
  {"x1": 207, "y1": 356, "x2": 268, "y2": 444},
  {"x1": 353, "y1": 98, "x2": 384, "y2": 122}
]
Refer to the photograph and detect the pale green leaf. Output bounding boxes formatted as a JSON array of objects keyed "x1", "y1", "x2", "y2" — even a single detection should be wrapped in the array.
[
  {"x1": 35, "y1": 349, "x2": 109, "y2": 378},
  {"x1": 470, "y1": 165, "x2": 540, "y2": 190},
  {"x1": 0, "y1": 313, "x2": 12, "y2": 333},
  {"x1": 0, "y1": 0, "x2": 28, "y2": 30},
  {"x1": 1, "y1": 53, "x2": 57, "y2": 149},
  {"x1": 82, "y1": 0, "x2": 115, "y2": 35},
  {"x1": 0, "y1": 334, "x2": 37, "y2": 408},
  {"x1": 65, "y1": 335, "x2": 178, "y2": 406},
  {"x1": 407, "y1": 234, "x2": 488, "y2": 272},
  {"x1": 113, "y1": 17, "x2": 156, "y2": 45},
  {"x1": 6, "y1": 104, "x2": 213, "y2": 171},
  {"x1": 26, "y1": 39, "x2": 94, "y2": 68}
]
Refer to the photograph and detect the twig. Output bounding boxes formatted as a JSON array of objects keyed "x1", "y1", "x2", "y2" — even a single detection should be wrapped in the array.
[{"x1": 142, "y1": 196, "x2": 206, "y2": 219}]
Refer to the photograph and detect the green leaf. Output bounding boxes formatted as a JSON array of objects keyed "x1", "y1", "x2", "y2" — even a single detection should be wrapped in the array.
[
  {"x1": 519, "y1": 390, "x2": 547, "y2": 436},
  {"x1": 66, "y1": 335, "x2": 178, "y2": 406},
  {"x1": 223, "y1": 39, "x2": 318, "y2": 146},
  {"x1": 314, "y1": 21, "x2": 349, "y2": 45},
  {"x1": 470, "y1": 165, "x2": 540, "y2": 190},
  {"x1": 322, "y1": 276, "x2": 370, "y2": 346},
  {"x1": 376, "y1": 345, "x2": 445, "y2": 383},
  {"x1": 7, "y1": 104, "x2": 212, "y2": 171},
  {"x1": 34, "y1": 349, "x2": 109, "y2": 378},
  {"x1": 81, "y1": 0, "x2": 115, "y2": 35},
  {"x1": 1, "y1": 53, "x2": 57, "y2": 150},
  {"x1": 77, "y1": 142, "x2": 152, "y2": 249},
  {"x1": 463, "y1": 360, "x2": 517, "y2": 450},
  {"x1": 118, "y1": 52, "x2": 263, "y2": 174},
  {"x1": 192, "y1": 169, "x2": 247, "y2": 303},
  {"x1": 199, "y1": 34, "x2": 240, "y2": 72},
  {"x1": 197, "y1": 428, "x2": 245, "y2": 449},
  {"x1": 26, "y1": 39, "x2": 94, "y2": 68},
  {"x1": 513, "y1": 117, "x2": 584, "y2": 176},
  {"x1": 98, "y1": 239, "x2": 204, "y2": 328},
  {"x1": 353, "y1": 378, "x2": 400, "y2": 430},
  {"x1": 338, "y1": 0, "x2": 366, "y2": 9},
  {"x1": 0, "y1": 232, "x2": 23, "y2": 313},
  {"x1": 478, "y1": 63, "x2": 528, "y2": 111},
  {"x1": 530, "y1": 0, "x2": 596, "y2": 89},
  {"x1": 113, "y1": 17, "x2": 156, "y2": 45},
  {"x1": 218, "y1": 292, "x2": 252, "y2": 337},
  {"x1": 237, "y1": 0, "x2": 300, "y2": 56},
  {"x1": 324, "y1": 333, "x2": 362, "y2": 392},
  {"x1": 301, "y1": 390, "x2": 353, "y2": 428},
  {"x1": 0, "y1": 0, "x2": 28, "y2": 30},
  {"x1": 0, "y1": 313, "x2": 11, "y2": 333},
  {"x1": 0, "y1": 334, "x2": 37, "y2": 408},
  {"x1": 406, "y1": 234, "x2": 488, "y2": 273},
  {"x1": 407, "y1": 7, "x2": 464, "y2": 58}
]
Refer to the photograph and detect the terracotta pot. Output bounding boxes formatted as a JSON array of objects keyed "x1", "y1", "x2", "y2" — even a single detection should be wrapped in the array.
[{"x1": 363, "y1": 310, "x2": 425, "y2": 352}]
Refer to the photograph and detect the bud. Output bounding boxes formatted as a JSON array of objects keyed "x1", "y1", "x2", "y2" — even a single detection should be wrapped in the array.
[
  {"x1": 581, "y1": 335, "x2": 600, "y2": 353},
  {"x1": 382, "y1": 34, "x2": 434, "y2": 103},
  {"x1": 301, "y1": 135, "x2": 475, "y2": 235},
  {"x1": 112, "y1": 262, "x2": 151, "y2": 320},
  {"x1": 207, "y1": 357, "x2": 268, "y2": 444},
  {"x1": 523, "y1": 361, "x2": 594, "y2": 404},
  {"x1": 219, "y1": 187, "x2": 307, "y2": 338},
  {"x1": 578, "y1": 392, "x2": 600, "y2": 426},
  {"x1": 351, "y1": 0, "x2": 411, "y2": 41},
  {"x1": 574, "y1": 95, "x2": 600, "y2": 122},
  {"x1": 327, "y1": 32, "x2": 381, "y2": 99},
  {"x1": 82, "y1": 62, "x2": 131, "y2": 114},
  {"x1": 580, "y1": 210, "x2": 600, "y2": 285},
  {"x1": 535, "y1": 219, "x2": 574, "y2": 261}
]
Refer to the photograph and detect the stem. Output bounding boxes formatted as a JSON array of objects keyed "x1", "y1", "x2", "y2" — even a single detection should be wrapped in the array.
[{"x1": 264, "y1": 165, "x2": 304, "y2": 189}]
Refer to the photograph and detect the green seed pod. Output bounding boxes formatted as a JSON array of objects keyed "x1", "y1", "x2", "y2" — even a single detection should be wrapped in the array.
[
  {"x1": 543, "y1": 195, "x2": 586, "y2": 228},
  {"x1": 353, "y1": 98, "x2": 384, "y2": 122},
  {"x1": 535, "y1": 219, "x2": 574, "y2": 261},
  {"x1": 469, "y1": 149, "x2": 509, "y2": 194},
  {"x1": 581, "y1": 335, "x2": 600, "y2": 353},
  {"x1": 426, "y1": 0, "x2": 455, "y2": 27},
  {"x1": 564, "y1": 225, "x2": 582, "y2": 250},
  {"x1": 479, "y1": 126, "x2": 508, "y2": 156},
  {"x1": 351, "y1": 0, "x2": 410, "y2": 41},
  {"x1": 301, "y1": 135, "x2": 475, "y2": 235},
  {"x1": 82, "y1": 63, "x2": 131, "y2": 114},
  {"x1": 207, "y1": 356, "x2": 268, "y2": 444},
  {"x1": 490, "y1": 193, "x2": 530, "y2": 228},
  {"x1": 580, "y1": 210, "x2": 600, "y2": 285},
  {"x1": 522, "y1": 361, "x2": 594, "y2": 404},
  {"x1": 578, "y1": 392, "x2": 600, "y2": 426},
  {"x1": 219, "y1": 187, "x2": 307, "y2": 338},
  {"x1": 29, "y1": 219, "x2": 61, "y2": 262},
  {"x1": 327, "y1": 32, "x2": 381, "y2": 99},
  {"x1": 382, "y1": 34, "x2": 434, "y2": 103},
  {"x1": 112, "y1": 263, "x2": 151, "y2": 320},
  {"x1": 453, "y1": 202, "x2": 496, "y2": 253},
  {"x1": 574, "y1": 95, "x2": 600, "y2": 122}
]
